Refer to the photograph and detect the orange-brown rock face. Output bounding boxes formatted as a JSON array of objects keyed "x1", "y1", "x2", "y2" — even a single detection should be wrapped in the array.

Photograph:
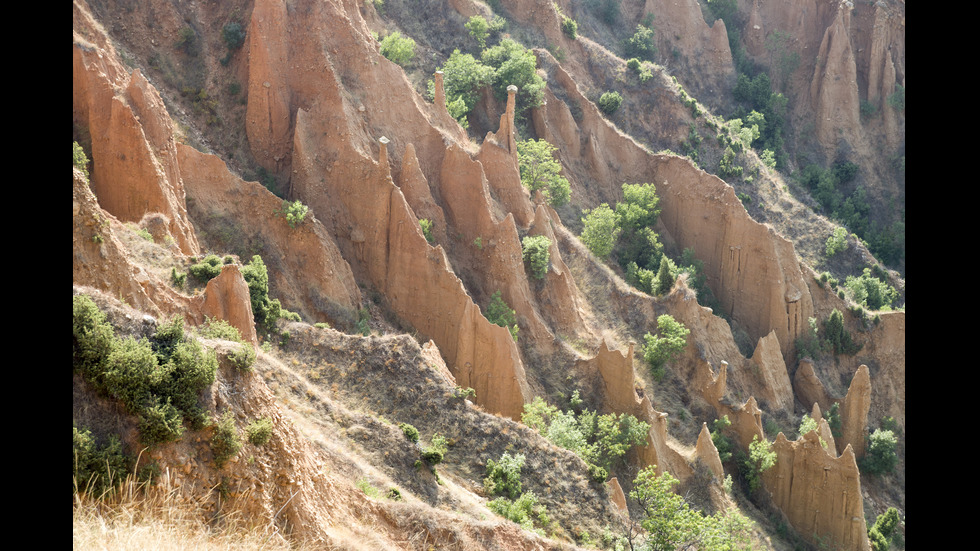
[
  {"x1": 177, "y1": 144, "x2": 362, "y2": 328},
  {"x1": 695, "y1": 423, "x2": 725, "y2": 480},
  {"x1": 200, "y1": 265, "x2": 260, "y2": 347},
  {"x1": 793, "y1": 359, "x2": 834, "y2": 413},
  {"x1": 839, "y1": 365, "x2": 871, "y2": 457},
  {"x1": 768, "y1": 433, "x2": 869, "y2": 551},
  {"x1": 73, "y1": 13, "x2": 199, "y2": 256},
  {"x1": 749, "y1": 331, "x2": 794, "y2": 413}
]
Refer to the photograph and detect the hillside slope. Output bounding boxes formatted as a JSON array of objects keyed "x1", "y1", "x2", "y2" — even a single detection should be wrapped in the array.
[{"x1": 73, "y1": 0, "x2": 905, "y2": 548}]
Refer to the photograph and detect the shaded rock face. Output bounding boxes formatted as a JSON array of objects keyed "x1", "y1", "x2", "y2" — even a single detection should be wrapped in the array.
[{"x1": 200, "y1": 265, "x2": 259, "y2": 347}]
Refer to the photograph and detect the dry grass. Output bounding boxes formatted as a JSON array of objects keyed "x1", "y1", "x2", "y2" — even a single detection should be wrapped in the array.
[{"x1": 73, "y1": 476, "x2": 301, "y2": 551}]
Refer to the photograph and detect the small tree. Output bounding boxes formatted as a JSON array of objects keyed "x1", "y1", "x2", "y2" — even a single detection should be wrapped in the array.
[
  {"x1": 642, "y1": 314, "x2": 690, "y2": 380},
  {"x1": 522, "y1": 235, "x2": 551, "y2": 279},
  {"x1": 275, "y1": 200, "x2": 309, "y2": 228},
  {"x1": 654, "y1": 257, "x2": 675, "y2": 296},
  {"x1": 743, "y1": 435, "x2": 776, "y2": 493},
  {"x1": 623, "y1": 24, "x2": 655, "y2": 61},
  {"x1": 825, "y1": 227, "x2": 848, "y2": 257},
  {"x1": 517, "y1": 139, "x2": 570, "y2": 207},
  {"x1": 465, "y1": 15, "x2": 490, "y2": 49},
  {"x1": 860, "y1": 429, "x2": 898, "y2": 476},
  {"x1": 580, "y1": 203, "x2": 620, "y2": 258}
]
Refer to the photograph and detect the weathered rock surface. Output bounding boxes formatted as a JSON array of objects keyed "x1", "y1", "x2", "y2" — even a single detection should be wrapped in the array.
[
  {"x1": 839, "y1": 365, "x2": 871, "y2": 458},
  {"x1": 73, "y1": 18, "x2": 199, "y2": 255},
  {"x1": 768, "y1": 433, "x2": 869, "y2": 551}
]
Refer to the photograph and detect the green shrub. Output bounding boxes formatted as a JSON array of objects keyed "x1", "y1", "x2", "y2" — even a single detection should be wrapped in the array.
[
  {"x1": 654, "y1": 257, "x2": 675, "y2": 295},
  {"x1": 626, "y1": 58, "x2": 641, "y2": 72},
  {"x1": 419, "y1": 218, "x2": 434, "y2": 243},
  {"x1": 710, "y1": 416, "x2": 733, "y2": 462},
  {"x1": 860, "y1": 429, "x2": 898, "y2": 476},
  {"x1": 439, "y1": 50, "x2": 495, "y2": 121},
  {"x1": 486, "y1": 291, "x2": 519, "y2": 341},
  {"x1": 484, "y1": 452, "x2": 526, "y2": 499},
  {"x1": 517, "y1": 138, "x2": 570, "y2": 207},
  {"x1": 580, "y1": 203, "x2": 620, "y2": 258},
  {"x1": 642, "y1": 315, "x2": 689, "y2": 380},
  {"x1": 73, "y1": 141, "x2": 91, "y2": 181},
  {"x1": 211, "y1": 411, "x2": 242, "y2": 467},
  {"x1": 521, "y1": 393, "x2": 648, "y2": 481},
  {"x1": 230, "y1": 343, "x2": 257, "y2": 371},
  {"x1": 465, "y1": 15, "x2": 490, "y2": 49},
  {"x1": 73, "y1": 295, "x2": 115, "y2": 378},
  {"x1": 170, "y1": 267, "x2": 187, "y2": 289},
  {"x1": 888, "y1": 84, "x2": 905, "y2": 111},
  {"x1": 421, "y1": 433, "x2": 448, "y2": 465},
  {"x1": 138, "y1": 397, "x2": 185, "y2": 445},
  {"x1": 199, "y1": 317, "x2": 244, "y2": 343},
  {"x1": 598, "y1": 91, "x2": 622, "y2": 115},
  {"x1": 521, "y1": 235, "x2": 551, "y2": 280},
  {"x1": 868, "y1": 507, "x2": 901, "y2": 551},
  {"x1": 743, "y1": 435, "x2": 776, "y2": 493},
  {"x1": 274, "y1": 200, "x2": 309, "y2": 228},
  {"x1": 481, "y1": 39, "x2": 546, "y2": 119},
  {"x1": 399, "y1": 422, "x2": 420, "y2": 443},
  {"x1": 823, "y1": 308, "x2": 860, "y2": 355},
  {"x1": 560, "y1": 16, "x2": 578, "y2": 39},
  {"x1": 718, "y1": 146, "x2": 742, "y2": 178},
  {"x1": 823, "y1": 403, "x2": 842, "y2": 438},
  {"x1": 623, "y1": 24, "x2": 655, "y2": 61},
  {"x1": 488, "y1": 492, "x2": 550, "y2": 534},
  {"x1": 845, "y1": 268, "x2": 898, "y2": 310},
  {"x1": 379, "y1": 32, "x2": 415, "y2": 67},
  {"x1": 221, "y1": 22, "x2": 246, "y2": 50},
  {"x1": 188, "y1": 254, "x2": 223, "y2": 282},
  {"x1": 74, "y1": 425, "x2": 131, "y2": 496},
  {"x1": 246, "y1": 417, "x2": 273, "y2": 446}
]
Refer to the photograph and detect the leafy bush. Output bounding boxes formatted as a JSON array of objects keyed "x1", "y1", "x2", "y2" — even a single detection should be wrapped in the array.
[
  {"x1": 421, "y1": 433, "x2": 448, "y2": 465},
  {"x1": 419, "y1": 218, "x2": 434, "y2": 243},
  {"x1": 440, "y1": 50, "x2": 495, "y2": 120},
  {"x1": 465, "y1": 15, "x2": 489, "y2": 49},
  {"x1": 560, "y1": 15, "x2": 578, "y2": 39},
  {"x1": 73, "y1": 295, "x2": 115, "y2": 378},
  {"x1": 521, "y1": 235, "x2": 551, "y2": 280},
  {"x1": 654, "y1": 257, "x2": 675, "y2": 295},
  {"x1": 170, "y1": 268, "x2": 187, "y2": 289},
  {"x1": 860, "y1": 429, "x2": 898, "y2": 476},
  {"x1": 379, "y1": 32, "x2": 415, "y2": 67},
  {"x1": 642, "y1": 315, "x2": 690, "y2": 380},
  {"x1": 484, "y1": 452, "x2": 526, "y2": 499},
  {"x1": 845, "y1": 268, "x2": 898, "y2": 310},
  {"x1": 274, "y1": 200, "x2": 309, "y2": 228},
  {"x1": 484, "y1": 40, "x2": 546, "y2": 110},
  {"x1": 221, "y1": 22, "x2": 246, "y2": 50},
  {"x1": 230, "y1": 343, "x2": 257, "y2": 371},
  {"x1": 629, "y1": 466, "x2": 754, "y2": 549},
  {"x1": 73, "y1": 141, "x2": 91, "y2": 181},
  {"x1": 517, "y1": 139, "x2": 570, "y2": 207},
  {"x1": 75, "y1": 296, "x2": 219, "y2": 446},
  {"x1": 710, "y1": 416, "x2": 733, "y2": 462},
  {"x1": 580, "y1": 203, "x2": 620, "y2": 258},
  {"x1": 825, "y1": 227, "x2": 848, "y2": 257},
  {"x1": 888, "y1": 84, "x2": 905, "y2": 111},
  {"x1": 824, "y1": 308, "x2": 860, "y2": 355},
  {"x1": 246, "y1": 417, "x2": 273, "y2": 446},
  {"x1": 211, "y1": 411, "x2": 242, "y2": 467},
  {"x1": 743, "y1": 435, "x2": 776, "y2": 493},
  {"x1": 869, "y1": 507, "x2": 901, "y2": 551},
  {"x1": 74, "y1": 425, "x2": 131, "y2": 496},
  {"x1": 488, "y1": 491, "x2": 550, "y2": 534},
  {"x1": 399, "y1": 422, "x2": 420, "y2": 443},
  {"x1": 241, "y1": 255, "x2": 298, "y2": 328},
  {"x1": 598, "y1": 91, "x2": 622, "y2": 115},
  {"x1": 623, "y1": 24, "x2": 655, "y2": 61},
  {"x1": 718, "y1": 146, "x2": 742, "y2": 178},
  {"x1": 486, "y1": 291, "x2": 519, "y2": 341},
  {"x1": 522, "y1": 392, "x2": 648, "y2": 481},
  {"x1": 188, "y1": 254, "x2": 223, "y2": 282}
]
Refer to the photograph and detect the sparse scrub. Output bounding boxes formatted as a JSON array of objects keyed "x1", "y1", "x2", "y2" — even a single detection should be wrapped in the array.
[
  {"x1": 399, "y1": 422, "x2": 420, "y2": 443},
  {"x1": 74, "y1": 425, "x2": 131, "y2": 496},
  {"x1": 188, "y1": 254, "x2": 223, "y2": 282},
  {"x1": 419, "y1": 218, "x2": 434, "y2": 243}
]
